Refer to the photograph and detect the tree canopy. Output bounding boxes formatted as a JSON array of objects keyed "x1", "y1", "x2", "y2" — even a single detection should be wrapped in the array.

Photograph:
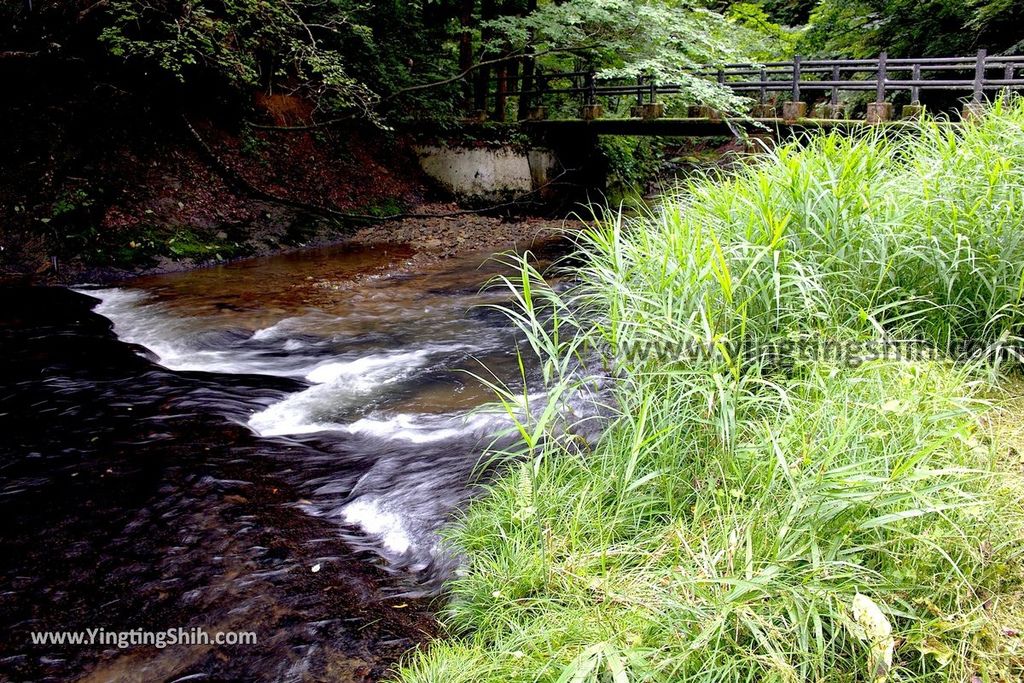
[
  {"x1": 799, "y1": 0, "x2": 1024, "y2": 57},
  {"x1": 3, "y1": 0, "x2": 1020, "y2": 124}
]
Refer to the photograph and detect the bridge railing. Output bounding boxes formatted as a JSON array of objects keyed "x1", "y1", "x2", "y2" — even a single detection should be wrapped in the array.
[
  {"x1": 482, "y1": 50, "x2": 1024, "y2": 122},
  {"x1": 700, "y1": 52, "x2": 1024, "y2": 104}
]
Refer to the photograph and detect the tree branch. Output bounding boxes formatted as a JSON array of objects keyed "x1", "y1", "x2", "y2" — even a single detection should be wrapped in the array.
[
  {"x1": 0, "y1": 50, "x2": 40, "y2": 59},
  {"x1": 383, "y1": 44, "x2": 600, "y2": 100},
  {"x1": 78, "y1": 0, "x2": 109, "y2": 22}
]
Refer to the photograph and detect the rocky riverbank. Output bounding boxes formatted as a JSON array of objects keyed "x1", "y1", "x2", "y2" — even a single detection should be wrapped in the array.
[{"x1": 4, "y1": 204, "x2": 573, "y2": 286}]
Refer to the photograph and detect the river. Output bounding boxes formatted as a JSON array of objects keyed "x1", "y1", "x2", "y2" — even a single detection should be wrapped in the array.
[{"x1": 0, "y1": 239, "x2": 569, "y2": 682}]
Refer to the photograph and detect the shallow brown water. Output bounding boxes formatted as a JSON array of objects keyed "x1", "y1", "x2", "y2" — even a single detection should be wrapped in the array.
[{"x1": 0, "y1": 240, "x2": 569, "y2": 682}]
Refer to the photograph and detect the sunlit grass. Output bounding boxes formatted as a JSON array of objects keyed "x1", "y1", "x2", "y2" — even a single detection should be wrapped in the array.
[{"x1": 395, "y1": 102, "x2": 1024, "y2": 683}]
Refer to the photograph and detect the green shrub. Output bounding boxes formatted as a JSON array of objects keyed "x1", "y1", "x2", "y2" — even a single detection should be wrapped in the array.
[{"x1": 599, "y1": 136, "x2": 664, "y2": 203}]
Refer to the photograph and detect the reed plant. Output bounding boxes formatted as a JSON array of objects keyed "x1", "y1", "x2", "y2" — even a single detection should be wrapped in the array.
[{"x1": 395, "y1": 102, "x2": 1024, "y2": 683}]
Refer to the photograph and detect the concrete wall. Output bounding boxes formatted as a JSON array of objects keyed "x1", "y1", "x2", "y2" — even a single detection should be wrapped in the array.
[{"x1": 414, "y1": 145, "x2": 559, "y2": 201}]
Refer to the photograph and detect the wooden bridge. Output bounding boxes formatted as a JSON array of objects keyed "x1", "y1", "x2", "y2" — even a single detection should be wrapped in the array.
[{"x1": 474, "y1": 50, "x2": 1024, "y2": 135}]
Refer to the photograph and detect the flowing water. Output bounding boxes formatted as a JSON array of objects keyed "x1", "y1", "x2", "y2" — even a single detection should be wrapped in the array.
[{"x1": 0, "y1": 239, "x2": 574, "y2": 682}]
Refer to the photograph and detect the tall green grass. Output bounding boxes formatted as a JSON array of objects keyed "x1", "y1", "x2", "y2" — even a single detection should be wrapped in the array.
[{"x1": 396, "y1": 102, "x2": 1024, "y2": 683}]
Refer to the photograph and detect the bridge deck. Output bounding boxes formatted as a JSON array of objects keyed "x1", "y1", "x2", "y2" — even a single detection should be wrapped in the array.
[{"x1": 522, "y1": 117, "x2": 932, "y2": 136}]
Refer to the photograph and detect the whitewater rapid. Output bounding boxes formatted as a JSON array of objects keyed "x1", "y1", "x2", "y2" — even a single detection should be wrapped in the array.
[{"x1": 77, "y1": 265, "x2": 529, "y2": 586}]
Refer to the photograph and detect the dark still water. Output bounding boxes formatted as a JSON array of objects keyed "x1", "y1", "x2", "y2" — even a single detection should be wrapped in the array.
[{"x1": 0, "y1": 241, "x2": 568, "y2": 682}]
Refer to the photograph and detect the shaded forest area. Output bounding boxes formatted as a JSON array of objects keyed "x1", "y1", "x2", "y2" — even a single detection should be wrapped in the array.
[{"x1": 2, "y1": 0, "x2": 1021, "y2": 279}]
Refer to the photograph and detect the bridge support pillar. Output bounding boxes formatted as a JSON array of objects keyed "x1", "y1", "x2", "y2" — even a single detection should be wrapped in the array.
[
  {"x1": 751, "y1": 104, "x2": 777, "y2": 118},
  {"x1": 580, "y1": 104, "x2": 603, "y2": 121},
  {"x1": 901, "y1": 103, "x2": 925, "y2": 120},
  {"x1": 962, "y1": 101, "x2": 986, "y2": 121},
  {"x1": 866, "y1": 102, "x2": 893, "y2": 123},
  {"x1": 782, "y1": 101, "x2": 807, "y2": 123}
]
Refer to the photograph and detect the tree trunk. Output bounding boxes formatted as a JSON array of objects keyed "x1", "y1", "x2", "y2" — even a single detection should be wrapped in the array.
[
  {"x1": 493, "y1": 61, "x2": 511, "y2": 122},
  {"x1": 516, "y1": 0, "x2": 538, "y2": 120},
  {"x1": 519, "y1": 56, "x2": 537, "y2": 120},
  {"x1": 458, "y1": 0, "x2": 475, "y2": 111},
  {"x1": 474, "y1": 0, "x2": 496, "y2": 114}
]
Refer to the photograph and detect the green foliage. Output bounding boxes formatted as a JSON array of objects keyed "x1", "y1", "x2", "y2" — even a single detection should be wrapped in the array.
[
  {"x1": 598, "y1": 136, "x2": 663, "y2": 202},
  {"x1": 11, "y1": 0, "x2": 1021, "y2": 128},
  {"x1": 362, "y1": 197, "x2": 407, "y2": 218},
  {"x1": 239, "y1": 126, "x2": 271, "y2": 157},
  {"x1": 725, "y1": 2, "x2": 803, "y2": 60},
  {"x1": 45, "y1": 220, "x2": 246, "y2": 268},
  {"x1": 38, "y1": 188, "x2": 104, "y2": 260},
  {"x1": 50, "y1": 189, "x2": 94, "y2": 219},
  {"x1": 755, "y1": 0, "x2": 819, "y2": 25},
  {"x1": 486, "y1": 0, "x2": 753, "y2": 111},
  {"x1": 395, "y1": 103, "x2": 1024, "y2": 682},
  {"x1": 719, "y1": 0, "x2": 1024, "y2": 61},
  {"x1": 98, "y1": 0, "x2": 377, "y2": 113},
  {"x1": 798, "y1": 0, "x2": 1024, "y2": 57},
  {"x1": 4, "y1": 1, "x2": 462, "y2": 122},
  {"x1": 164, "y1": 227, "x2": 243, "y2": 260}
]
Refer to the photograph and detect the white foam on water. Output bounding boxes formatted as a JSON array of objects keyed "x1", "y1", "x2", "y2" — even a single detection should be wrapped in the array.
[
  {"x1": 339, "y1": 498, "x2": 412, "y2": 554},
  {"x1": 77, "y1": 284, "x2": 557, "y2": 573},
  {"x1": 303, "y1": 350, "x2": 432, "y2": 385},
  {"x1": 83, "y1": 288, "x2": 327, "y2": 377},
  {"x1": 248, "y1": 349, "x2": 446, "y2": 436},
  {"x1": 251, "y1": 319, "x2": 297, "y2": 341},
  {"x1": 85, "y1": 288, "x2": 191, "y2": 365},
  {"x1": 342, "y1": 411, "x2": 507, "y2": 443},
  {"x1": 247, "y1": 386, "x2": 345, "y2": 435}
]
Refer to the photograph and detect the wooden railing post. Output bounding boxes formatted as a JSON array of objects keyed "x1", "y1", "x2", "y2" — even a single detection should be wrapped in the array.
[
  {"x1": 818, "y1": 63, "x2": 844, "y2": 118},
  {"x1": 517, "y1": 54, "x2": 535, "y2": 121},
  {"x1": 527, "y1": 71, "x2": 547, "y2": 120},
  {"x1": 783, "y1": 56, "x2": 807, "y2": 121},
  {"x1": 631, "y1": 74, "x2": 644, "y2": 118},
  {"x1": 903, "y1": 63, "x2": 925, "y2": 119},
  {"x1": 631, "y1": 73, "x2": 663, "y2": 119},
  {"x1": 867, "y1": 52, "x2": 893, "y2": 123},
  {"x1": 792, "y1": 55, "x2": 802, "y2": 103},
  {"x1": 973, "y1": 48, "x2": 988, "y2": 102},
  {"x1": 964, "y1": 48, "x2": 989, "y2": 119},
  {"x1": 876, "y1": 51, "x2": 887, "y2": 103},
  {"x1": 581, "y1": 69, "x2": 602, "y2": 120},
  {"x1": 752, "y1": 66, "x2": 776, "y2": 117}
]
